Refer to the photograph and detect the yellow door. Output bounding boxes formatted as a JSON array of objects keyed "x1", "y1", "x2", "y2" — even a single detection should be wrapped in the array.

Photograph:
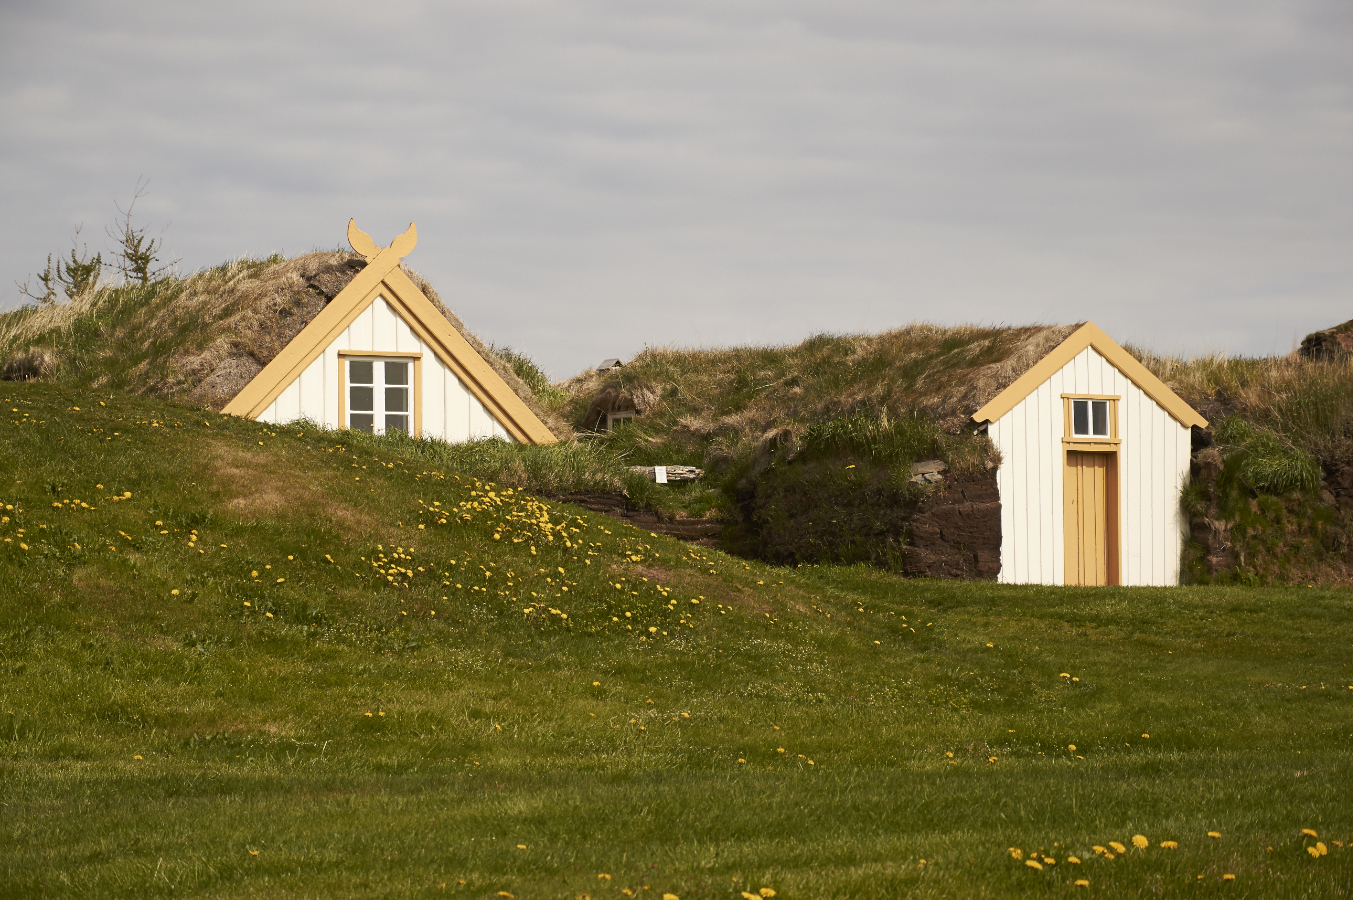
[{"x1": 1064, "y1": 451, "x2": 1119, "y2": 586}]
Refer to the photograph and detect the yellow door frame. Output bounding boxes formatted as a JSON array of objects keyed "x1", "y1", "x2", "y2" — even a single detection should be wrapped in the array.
[{"x1": 1062, "y1": 394, "x2": 1121, "y2": 586}]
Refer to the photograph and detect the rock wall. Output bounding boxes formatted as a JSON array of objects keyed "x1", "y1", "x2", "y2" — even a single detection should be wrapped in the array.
[{"x1": 902, "y1": 475, "x2": 1002, "y2": 578}]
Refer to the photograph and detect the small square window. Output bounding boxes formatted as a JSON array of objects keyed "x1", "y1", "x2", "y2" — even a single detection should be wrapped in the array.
[
  {"x1": 1071, "y1": 399, "x2": 1111, "y2": 437},
  {"x1": 348, "y1": 358, "x2": 414, "y2": 435}
]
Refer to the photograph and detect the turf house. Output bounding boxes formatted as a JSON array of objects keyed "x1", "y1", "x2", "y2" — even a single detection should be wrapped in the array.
[
  {"x1": 222, "y1": 220, "x2": 558, "y2": 446},
  {"x1": 973, "y1": 322, "x2": 1207, "y2": 587}
]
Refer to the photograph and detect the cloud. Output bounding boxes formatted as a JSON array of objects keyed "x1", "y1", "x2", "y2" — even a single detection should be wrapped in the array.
[{"x1": 1, "y1": 0, "x2": 1349, "y2": 375}]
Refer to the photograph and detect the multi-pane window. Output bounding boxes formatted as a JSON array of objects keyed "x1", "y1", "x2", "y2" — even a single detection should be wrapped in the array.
[
  {"x1": 348, "y1": 359, "x2": 411, "y2": 434},
  {"x1": 1071, "y1": 398, "x2": 1110, "y2": 438}
]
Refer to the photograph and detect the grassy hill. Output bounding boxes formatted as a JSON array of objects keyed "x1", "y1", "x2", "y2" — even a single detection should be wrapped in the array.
[
  {"x1": 3, "y1": 382, "x2": 1352, "y2": 898},
  {"x1": 6, "y1": 254, "x2": 1350, "y2": 583},
  {"x1": 558, "y1": 329, "x2": 1353, "y2": 583}
]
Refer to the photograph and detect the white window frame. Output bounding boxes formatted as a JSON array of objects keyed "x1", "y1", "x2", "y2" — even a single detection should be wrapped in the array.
[
  {"x1": 339, "y1": 351, "x2": 422, "y2": 437},
  {"x1": 1061, "y1": 394, "x2": 1120, "y2": 448},
  {"x1": 606, "y1": 409, "x2": 636, "y2": 431}
]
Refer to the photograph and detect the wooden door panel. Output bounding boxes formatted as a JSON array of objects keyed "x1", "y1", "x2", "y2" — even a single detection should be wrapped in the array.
[{"x1": 1065, "y1": 451, "x2": 1117, "y2": 586}]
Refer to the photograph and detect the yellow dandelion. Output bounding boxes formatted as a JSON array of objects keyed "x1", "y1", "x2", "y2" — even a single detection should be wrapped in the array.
[
  {"x1": 759, "y1": 890, "x2": 776, "y2": 898},
  {"x1": 1067, "y1": 856, "x2": 1081, "y2": 864},
  {"x1": 663, "y1": 894, "x2": 679, "y2": 900},
  {"x1": 1316, "y1": 842, "x2": 1327, "y2": 856},
  {"x1": 1025, "y1": 859, "x2": 1043, "y2": 870},
  {"x1": 1132, "y1": 834, "x2": 1149, "y2": 849},
  {"x1": 1068, "y1": 744, "x2": 1076, "y2": 751},
  {"x1": 1092, "y1": 846, "x2": 1106, "y2": 855},
  {"x1": 1222, "y1": 874, "x2": 1235, "y2": 881},
  {"x1": 249, "y1": 849, "x2": 259, "y2": 856},
  {"x1": 516, "y1": 844, "x2": 526, "y2": 850},
  {"x1": 1208, "y1": 831, "x2": 1221, "y2": 839},
  {"x1": 1074, "y1": 879, "x2": 1089, "y2": 887},
  {"x1": 1307, "y1": 846, "x2": 1320, "y2": 858},
  {"x1": 598, "y1": 874, "x2": 611, "y2": 880},
  {"x1": 171, "y1": 589, "x2": 179, "y2": 596},
  {"x1": 737, "y1": 758, "x2": 745, "y2": 764},
  {"x1": 741, "y1": 894, "x2": 759, "y2": 900},
  {"x1": 133, "y1": 754, "x2": 143, "y2": 760},
  {"x1": 1009, "y1": 848, "x2": 1023, "y2": 860},
  {"x1": 1060, "y1": 672, "x2": 1070, "y2": 678},
  {"x1": 1109, "y1": 841, "x2": 1126, "y2": 854},
  {"x1": 1301, "y1": 828, "x2": 1318, "y2": 837},
  {"x1": 1043, "y1": 857, "x2": 1055, "y2": 865},
  {"x1": 1161, "y1": 841, "x2": 1178, "y2": 850}
]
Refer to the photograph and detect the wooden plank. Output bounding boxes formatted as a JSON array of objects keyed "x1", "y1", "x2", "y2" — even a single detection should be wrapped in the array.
[
  {"x1": 413, "y1": 356, "x2": 423, "y2": 439},
  {"x1": 447, "y1": 372, "x2": 471, "y2": 443},
  {"x1": 1064, "y1": 449, "x2": 1078, "y2": 586},
  {"x1": 322, "y1": 349, "x2": 339, "y2": 428},
  {"x1": 348, "y1": 303, "x2": 374, "y2": 351},
  {"x1": 1010, "y1": 393, "x2": 1028, "y2": 584},
  {"x1": 996, "y1": 417, "x2": 1016, "y2": 584},
  {"x1": 299, "y1": 354, "x2": 324, "y2": 425},
  {"x1": 1037, "y1": 379, "x2": 1056, "y2": 582},
  {"x1": 372, "y1": 297, "x2": 398, "y2": 350},
  {"x1": 1049, "y1": 367, "x2": 1066, "y2": 583},
  {"x1": 1108, "y1": 451, "x2": 1121, "y2": 586}
]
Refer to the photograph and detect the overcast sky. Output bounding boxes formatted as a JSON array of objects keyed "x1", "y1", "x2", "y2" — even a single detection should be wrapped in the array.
[{"x1": 2, "y1": 1, "x2": 1349, "y2": 377}]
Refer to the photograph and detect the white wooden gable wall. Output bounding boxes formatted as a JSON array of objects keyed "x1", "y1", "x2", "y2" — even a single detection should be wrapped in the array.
[
  {"x1": 257, "y1": 296, "x2": 513, "y2": 443},
  {"x1": 987, "y1": 346, "x2": 1190, "y2": 586}
]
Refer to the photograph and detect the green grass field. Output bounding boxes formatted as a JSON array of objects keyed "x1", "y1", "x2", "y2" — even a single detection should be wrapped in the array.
[{"x1": 2, "y1": 383, "x2": 1351, "y2": 899}]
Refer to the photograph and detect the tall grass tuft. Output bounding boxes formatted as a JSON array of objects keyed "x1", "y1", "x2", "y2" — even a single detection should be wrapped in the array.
[
  {"x1": 1213, "y1": 416, "x2": 1322, "y2": 498},
  {"x1": 797, "y1": 412, "x2": 943, "y2": 468},
  {"x1": 490, "y1": 345, "x2": 566, "y2": 407},
  {"x1": 340, "y1": 426, "x2": 626, "y2": 495}
]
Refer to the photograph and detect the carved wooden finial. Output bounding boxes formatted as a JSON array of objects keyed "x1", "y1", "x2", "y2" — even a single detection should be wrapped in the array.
[
  {"x1": 347, "y1": 219, "x2": 380, "y2": 258},
  {"x1": 348, "y1": 219, "x2": 418, "y2": 261}
]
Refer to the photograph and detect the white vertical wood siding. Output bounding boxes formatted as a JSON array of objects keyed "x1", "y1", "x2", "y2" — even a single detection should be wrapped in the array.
[
  {"x1": 987, "y1": 346, "x2": 1190, "y2": 586},
  {"x1": 257, "y1": 296, "x2": 514, "y2": 443}
]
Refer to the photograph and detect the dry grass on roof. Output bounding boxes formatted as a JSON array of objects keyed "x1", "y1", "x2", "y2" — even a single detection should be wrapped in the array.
[
  {"x1": 0, "y1": 251, "x2": 569, "y2": 440},
  {"x1": 1132, "y1": 345, "x2": 1353, "y2": 458},
  {"x1": 560, "y1": 322, "x2": 1082, "y2": 444}
]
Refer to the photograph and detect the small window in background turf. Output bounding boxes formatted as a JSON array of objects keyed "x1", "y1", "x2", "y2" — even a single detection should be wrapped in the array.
[{"x1": 348, "y1": 358, "x2": 410, "y2": 435}]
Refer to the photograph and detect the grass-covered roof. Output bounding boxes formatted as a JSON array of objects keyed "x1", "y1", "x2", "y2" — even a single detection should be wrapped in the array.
[{"x1": 0, "y1": 252, "x2": 570, "y2": 439}]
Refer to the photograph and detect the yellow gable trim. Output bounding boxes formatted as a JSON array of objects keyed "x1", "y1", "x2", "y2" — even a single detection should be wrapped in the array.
[
  {"x1": 972, "y1": 322, "x2": 1207, "y2": 429},
  {"x1": 221, "y1": 247, "x2": 400, "y2": 421},
  {"x1": 221, "y1": 222, "x2": 558, "y2": 445},
  {"x1": 380, "y1": 268, "x2": 558, "y2": 445}
]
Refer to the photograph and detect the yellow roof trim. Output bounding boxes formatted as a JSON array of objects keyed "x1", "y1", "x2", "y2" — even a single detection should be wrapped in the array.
[
  {"x1": 380, "y1": 268, "x2": 558, "y2": 445},
  {"x1": 972, "y1": 322, "x2": 1207, "y2": 429},
  {"x1": 221, "y1": 221, "x2": 558, "y2": 445}
]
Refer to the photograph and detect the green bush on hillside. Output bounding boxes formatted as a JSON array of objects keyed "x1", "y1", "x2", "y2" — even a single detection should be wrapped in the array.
[{"x1": 1214, "y1": 416, "x2": 1322, "y2": 498}]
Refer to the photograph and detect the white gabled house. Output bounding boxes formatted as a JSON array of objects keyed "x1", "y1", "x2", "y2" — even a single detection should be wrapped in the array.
[
  {"x1": 972, "y1": 323, "x2": 1207, "y2": 586},
  {"x1": 223, "y1": 221, "x2": 557, "y2": 446}
]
